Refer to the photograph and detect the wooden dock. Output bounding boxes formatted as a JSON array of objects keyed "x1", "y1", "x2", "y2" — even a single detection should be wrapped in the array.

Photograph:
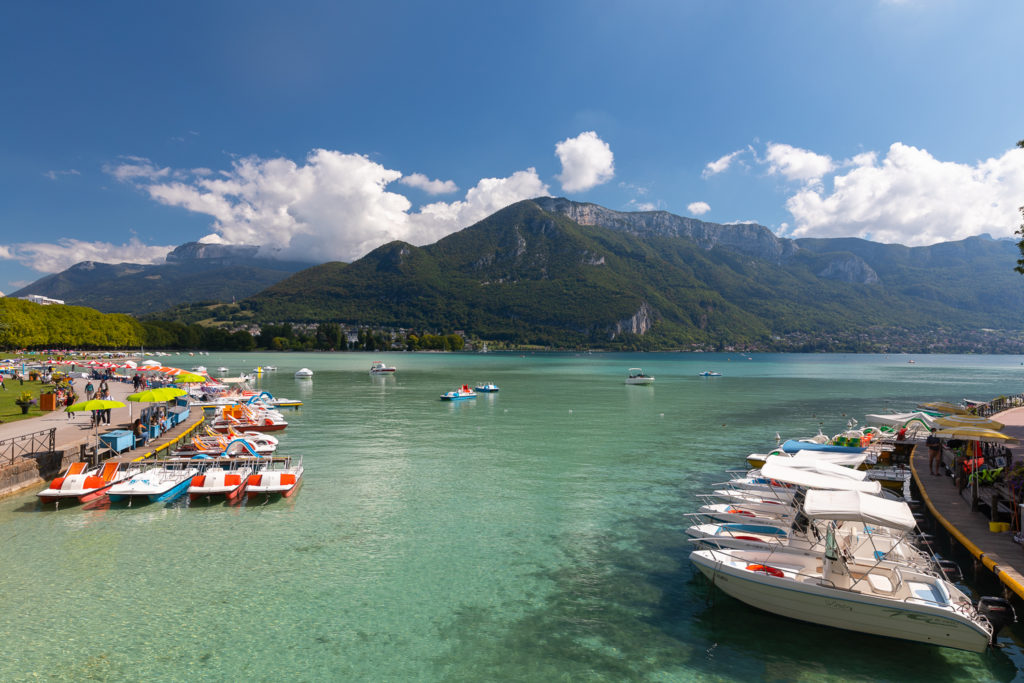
[{"x1": 913, "y1": 440, "x2": 1024, "y2": 601}]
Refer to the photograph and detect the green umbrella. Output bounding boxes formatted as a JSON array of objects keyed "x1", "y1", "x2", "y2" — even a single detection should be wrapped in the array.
[
  {"x1": 66, "y1": 399, "x2": 126, "y2": 412},
  {"x1": 172, "y1": 373, "x2": 206, "y2": 384},
  {"x1": 66, "y1": 399, "x2": 127, "y2": 454},
  {"x1": 127, "y1": 387, "x2": 187, "y2": 402}
]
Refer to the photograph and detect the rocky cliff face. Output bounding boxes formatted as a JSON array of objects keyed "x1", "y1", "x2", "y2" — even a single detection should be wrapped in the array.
[
  {"x1": 165, "y1": 242, "x2": 261, "y2": 263},
  {"x1": 533, "y1": 197, "x2": 802, "y2": 263},
  {"x1": 815, "y1": 255, "x2": 880, "y2": 284}
]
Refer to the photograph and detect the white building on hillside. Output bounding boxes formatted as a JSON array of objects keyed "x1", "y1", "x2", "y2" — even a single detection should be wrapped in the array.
[{"x1": 20, "y1": 294, "x2": 65, "y2": 305}]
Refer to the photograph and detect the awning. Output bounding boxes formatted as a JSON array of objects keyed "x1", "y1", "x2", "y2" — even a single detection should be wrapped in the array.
[
  {"x1": 789, "y1": 450, "x2": 869, "y2": 468},
  {"x1": 864, "y1": 411, "x2": 936, "y2": 431},
  {"x1": 803, "y1": 489, "x2": 916, "y2": 531},
  {"x1": 760, "y1": 460, "x2": 882, "y2": 494},
  {"x1": 763, "y1": 454, "x2": 868, "y2": 481}
]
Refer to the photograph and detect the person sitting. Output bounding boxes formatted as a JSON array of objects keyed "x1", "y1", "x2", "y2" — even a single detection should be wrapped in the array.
[{"x1": 132, "y1": 418, "x2": 147, "y2": 448}]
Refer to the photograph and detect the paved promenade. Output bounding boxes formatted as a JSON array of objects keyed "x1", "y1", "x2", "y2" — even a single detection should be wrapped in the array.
[
  {"x1": 0, "y1": 379, "x2": 138, "y2": 451},
  {"x1": 914, "y1": 406, "x2": 1024, "y2": 600}
]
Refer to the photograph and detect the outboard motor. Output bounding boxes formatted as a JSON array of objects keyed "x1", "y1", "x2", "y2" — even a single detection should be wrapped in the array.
[
  {"x1": 935, "y1": 558, "x2": 963, "y2": 583},
  {"x1": 977, "y1": 596, "x2": 1017, "y2": 646}
]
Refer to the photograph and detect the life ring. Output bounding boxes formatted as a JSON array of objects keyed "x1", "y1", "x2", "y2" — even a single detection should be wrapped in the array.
[{"x1": 746, "y1": 564, "x2": 784, "y2": 578}]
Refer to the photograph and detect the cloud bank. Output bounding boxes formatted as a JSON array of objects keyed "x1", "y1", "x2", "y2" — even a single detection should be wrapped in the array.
[
  {"x1": 4, "y1": 237, "x2": 174, "y2": 275},
  {"x1": 704, "y1": 141, "x2": 1024, "y2": 245},
  {"x1": 110, "y1": 149, "x2": 550, "y2": 264},
  {"x1": 687, "y1": 201, "x2": 711, "y2": 216}
]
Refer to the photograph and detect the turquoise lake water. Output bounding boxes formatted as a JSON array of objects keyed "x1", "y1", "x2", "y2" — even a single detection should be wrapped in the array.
[{"x1": 2, "y1": 352, "x2": 1024, "y2": 681}]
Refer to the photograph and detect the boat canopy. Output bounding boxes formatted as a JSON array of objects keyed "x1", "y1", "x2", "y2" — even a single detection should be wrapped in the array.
[
  {"x1": 763, "y1": 455, "x2": 867, "y2": 481},
  {"x1": 759, "y1": 460, "x2": 882, "y2": 494},
  {"x1": 803, "y1": 489, "x2": 916, "y2": 531},
  {"x1": 864, "y1": 411, "x2": 936, "y2": 431},
  {"x1": 789, "y1": 449, "x2": 869, "y2": 468}
]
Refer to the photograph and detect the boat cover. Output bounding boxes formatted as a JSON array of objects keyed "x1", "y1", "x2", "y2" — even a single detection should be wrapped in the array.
[
  {"x1": 789, "y1": 450, "x2": 869, "y2": 468},
  {"x1": 763, "y1": 455, "x2": 867, "y2": 481},
  {"x1": 864, "y1": 411, "x2": 936, "y2": 431},
  {"x1": 759, "y1": 461, "x2": 882, "y2": 494},
  {"x1": 803, "y1": 489, "x2": 915, "y2": 531}
]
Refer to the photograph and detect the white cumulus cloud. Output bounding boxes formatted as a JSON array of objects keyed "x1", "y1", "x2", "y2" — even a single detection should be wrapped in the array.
[
  {"x1": 2, "y1": 237, "x2": 173, "y2": 274},
  {"x1": 702, "y1": 150, "x2": 744, "y2": 178},
  {"x1": 109, "y1": 150, "x2": 549, "y2": 263},
  {"x1": 399, "y1": 173, "x2": 458, "y2": 195},
  {"x1": 765, "y1": 143, "x2": 835, "y2": 183},
  {"x1": 687, "y1": 201, "x2": 711, "y2": 216},
  {"x1": 784, "y1": 143, "x2": 1024, "y2": 245},
  {"x1": 555, "y1": 131, "x2": 614, "y2": 192}
]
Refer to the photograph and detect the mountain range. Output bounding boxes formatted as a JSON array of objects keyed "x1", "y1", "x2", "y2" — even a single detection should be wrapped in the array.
[
  {"x1": 9, "y1": 242, "x2": 311, "y2": 315},
  {"x1": 10, "y1": 198, "x2": 1024, "y2": 350}
]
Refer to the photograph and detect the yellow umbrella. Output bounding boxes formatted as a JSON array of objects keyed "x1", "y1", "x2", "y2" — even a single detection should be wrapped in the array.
[
  {"x1": 933, "y1": 415, "x2": 1004, "y2": 430},
  {"x1": 172, "y1": 372, "x2": 207, "y2": 384},
  {"x1": 933, "y1": 426, "x2": 1017, "y2": 443},
  {"x1": 918, "y1": 401, "x2": 970, "y2": 415}
]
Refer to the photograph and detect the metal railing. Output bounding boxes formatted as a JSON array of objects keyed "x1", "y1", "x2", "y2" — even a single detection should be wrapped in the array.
[{"x1": 0, "y1": 427, "x2": 57, "y2": 467}]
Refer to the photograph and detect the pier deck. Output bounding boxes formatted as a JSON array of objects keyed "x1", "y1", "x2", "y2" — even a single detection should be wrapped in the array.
[{"x1": 913, "y1": 406, "x2": 1024, "y2": 600}]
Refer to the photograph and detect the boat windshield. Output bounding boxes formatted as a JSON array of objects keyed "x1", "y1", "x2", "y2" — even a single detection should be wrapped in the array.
[{"x1": 824, "y1": 527, "x2": 839, "y2": 562}]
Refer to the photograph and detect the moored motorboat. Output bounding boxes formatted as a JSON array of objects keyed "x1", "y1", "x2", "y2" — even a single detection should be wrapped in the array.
[
  {"x1": 440, "y1": 385, "x2": 476, "y2": 400},
  {"x1": 625, "y1": 368, "x2": 654, "y2": 385},
  {"x1": 474, "y1": 382, "x2": 499, "y2": 392},
  {"x1": 294, "y1": 368, "x2": 313, "y2": 378},
  {"x1": 690, "y1": 488, "x2": 1011, "y2": 652},
  {"x1": 37, "y1": 460, "x2": 143, "y2": 504},
  {"x1": 369, "y1": 360, "x2": 396, "y2": 374},
  {"x1": 698, "y1": 370, "x2": 722, "y2": 376},
  {"x1": 246, "y1": 456, "x2": 303, "y2": 498},
  {"x1": 107, "y1": 464, "x2": 199, "y2": 503},
  {"x1": 188, "y1": 463, "x2": 253, "y2": 502}
]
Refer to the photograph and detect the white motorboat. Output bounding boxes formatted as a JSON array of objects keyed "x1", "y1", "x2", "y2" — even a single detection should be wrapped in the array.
[
  {"x1": 37, "y1": 461, "x2": 143, "y2": 504},
  {"x1": 369, "y1": 360, "x2": 396, "y2": 374},
  {"x1": 474, "y1": 382, "x2": 499, "y2": 392},
  {"x1": 108, "y1": 464, "x2": 199, "y2": 503},
  {"x1": 217, "y1": 366, "x2": 229, "y2": 373},
  {"x1": 294, "y1": 368, "x2": 313, "y2": 378},
  {"x1": 690, "y1": 489, "x2": 1012, "y2": 652},
  {"x1": 188, "y1": 463, "x2": 253, "y2": 502},
  {"x1": 246, "y1": 456, "x2": 303, "y2": 498},
  {"x1": 625, "y1": 368, "x2": 654, "y2": 385}
]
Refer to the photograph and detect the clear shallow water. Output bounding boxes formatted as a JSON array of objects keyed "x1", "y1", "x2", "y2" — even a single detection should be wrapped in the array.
[{"x1": 3, "y1": 352, "x2": 1024, "y2": 681}]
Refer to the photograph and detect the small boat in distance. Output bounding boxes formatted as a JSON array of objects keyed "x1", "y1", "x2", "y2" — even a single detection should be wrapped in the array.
[
  {"x1": 294, "y1": 368, "x2": 313, "y2": 378},
  {"x1": 474, "y1": 382, "x2": 499, "y2": 392},
  {"x1": 698, "y1": 370, "x2": 722, "y2": 376},
  {"x1": 441, "y1": 385, "x2": 477, "y2": 400},
  {"x1": 217, "y1": 366, "x2": 229, "y2": 373},
  {"x1": 370, "y1": 360, "x2": 397, "y2": 374},
  {"x1": 625, "y1": 368, "x2": 655, "y2": 385}
]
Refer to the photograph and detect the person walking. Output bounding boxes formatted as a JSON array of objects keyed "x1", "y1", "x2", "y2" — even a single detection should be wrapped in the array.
[
  {"x1": 65, "y1": 390, "x2": 77, "y2": 419},
  {"x1": 927, "y1": 428, "x2": 943, "y2": 475},
  {"x1": 85, "y1": 380, "x2": 95, "y2": 401}
]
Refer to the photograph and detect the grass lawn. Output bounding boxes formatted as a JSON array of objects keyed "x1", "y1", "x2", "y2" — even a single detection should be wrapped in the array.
[{"x1": 0, "y1": 380, "x2": 49, "y2": 423}]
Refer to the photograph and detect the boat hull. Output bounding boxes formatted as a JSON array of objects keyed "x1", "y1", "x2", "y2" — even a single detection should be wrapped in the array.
[
  {"x1": 690, "y1": 551, "x2": 990, "y2": 652},
  {"x1": 781, "y1": 440, "x2": 865, "y2": 454}
]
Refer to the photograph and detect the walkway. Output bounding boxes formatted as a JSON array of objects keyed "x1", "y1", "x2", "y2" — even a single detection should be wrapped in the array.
[
  {"x1": 0, "y1": 379, "x2": 205, "y2": 496},
  {"x1": 913, "y1": 407, "x2": 1024, "y2": 600}
]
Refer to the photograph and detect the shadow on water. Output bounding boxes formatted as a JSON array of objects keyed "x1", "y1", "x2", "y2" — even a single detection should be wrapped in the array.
[{"x1": 429, "y1": 506, "x2": 1022, "y2": 682}]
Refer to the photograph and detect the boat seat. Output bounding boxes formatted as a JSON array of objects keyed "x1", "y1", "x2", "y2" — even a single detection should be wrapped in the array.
[
  {"x1": 906, "y1": 581, "x2": 946, "y2": 605},
  {"x1": 866, "y1": 573, "x2": 895, "y2": 593}
]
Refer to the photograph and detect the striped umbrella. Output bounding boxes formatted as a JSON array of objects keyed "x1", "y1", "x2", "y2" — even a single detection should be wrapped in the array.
[{"x1": 933, "y1": 415, "x2": 1004, "y2": 430}]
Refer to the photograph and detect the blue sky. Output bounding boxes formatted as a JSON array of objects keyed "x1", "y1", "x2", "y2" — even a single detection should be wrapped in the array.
[{"x1": 2, "y1": 1, "x2": 1023, "y2": 293}]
